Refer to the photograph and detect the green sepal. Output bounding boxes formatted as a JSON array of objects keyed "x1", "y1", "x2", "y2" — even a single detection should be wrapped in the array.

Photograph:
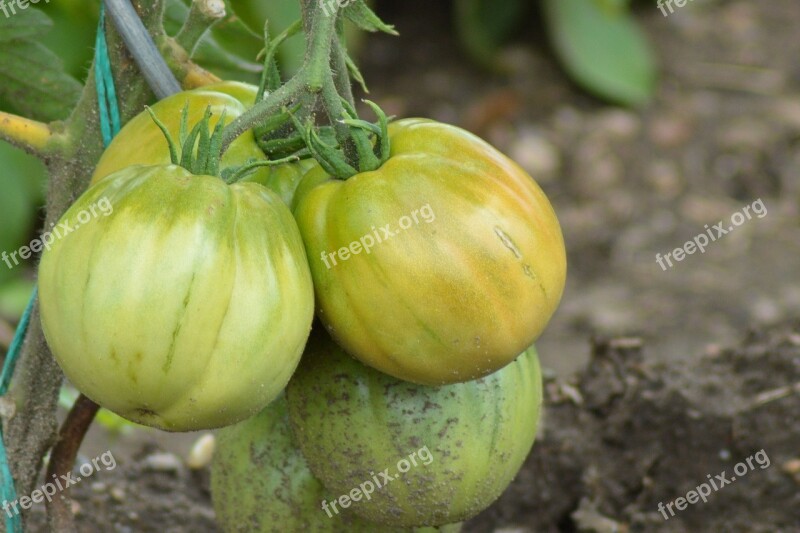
[
  {"x1": 289, "y1": 111, "x2": 356, "y2": 179},
  {"x1": 223, "y1": 155, "x2": 300, "y2": 184},
  {"x1": 365, "y1": 99, "x2": 391, "y2": 164},
  {"x1": 146, "y1": 106, "x2": 179, "y2": 165},
  {"x1": 147, "y1": 103, "x2": 229, "y2": 178},
  {"x1": 339, "y1": 98, "x2": 380, "y2": 171},
  {"x1": 258, "y1": 133, "x2": 308, "y2": 159},
  {"x1": 194, "y1": 107, "x2": 213, "y2": 174},
  {"x1": 207, "y1": 109, "x2": 227, "y2": 176},
  {"x1": 180, "y1": 113, "x2": 206, "y2": 170},
  {"x1": 178, "y1": 103, "x2": 190, "y2": 146},
  {"x1": 256, "y1": 19, "x2": 303, "y2": 101},
  {"x1": 344, "y1": 49, "x2": 368, "y2": 93}
]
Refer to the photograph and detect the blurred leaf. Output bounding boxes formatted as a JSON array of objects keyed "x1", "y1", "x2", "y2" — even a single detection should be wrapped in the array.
[
  {"x1": 233, "y1": 0, "x2": 308, "y2": 76},
  {"x1": 543, "y1": 0, "x2": 657, "y2": 106},
  {"x1": 454, "y1": 0, "x2": 527, "y2": 69},
  {"x1": 35, "y1": 1, "x2": 99, "y2": 82},
  {"x1": 0, "y1": 8, "x2": 81, "y2": 121},
  {"x1": 0, "y1": 278, "x2": 35, "y2": 318},
  {"x1": 165, "y1": 0, "x2": 263, "y2": 83},
  {"x1": 0, "y1": 144, "x2": 46, "y2": 285},
  {"x1": 594, "y1": 0, "x2": 631, "y2": 14},
  {"x1": 0, "y1": 5, "x2": 52, "y2": 41}
]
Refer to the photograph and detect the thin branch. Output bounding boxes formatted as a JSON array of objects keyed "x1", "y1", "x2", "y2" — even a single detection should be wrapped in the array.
[
  {"x1": 0, "y1": 111, "x2": 53, "y2": 158},
  {"x1": 175, "y1": 0, "x2": 225, "y2": 55},
  {"x1": 45, "y1": 395, "x2": 99, "y2": 533},
  {"x1": 332, "y1": 19, "x2": 356, "y2": 106}
]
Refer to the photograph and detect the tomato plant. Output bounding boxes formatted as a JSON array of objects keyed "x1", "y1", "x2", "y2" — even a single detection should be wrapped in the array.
[
  {"x1": 294, "y1": 118, "x2": 566, "y2": 385},
  {"x1": 286, "y1": 331, "x2": 543, "y2": 527},
  {"x1": 0, "y1": 0, "x2": 567, "y2": 529}
]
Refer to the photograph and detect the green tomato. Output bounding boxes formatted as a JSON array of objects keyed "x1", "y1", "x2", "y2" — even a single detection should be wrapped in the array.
[
  {"x1": 39, "y1": 165, "x2": 314, "y2": 431},
  {"x1": 212, "y1": 394, "x2": 462, "y2": 533},
  {"x1": 286, "y1": 331, "x2": 543, "y2": 527},
  {"x1": 241, "y1": 157, "x2": 317, "y2": 209},
  {"x1": 90, "y1": 81, "x2": 308, "y2": 207},
  {"x1": 293, "y1": 118, "x2": 566, "y2": 385}
]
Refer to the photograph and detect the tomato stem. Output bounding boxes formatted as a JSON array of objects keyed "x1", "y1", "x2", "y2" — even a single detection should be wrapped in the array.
[
  {"x1": 219, "y1": 0, "x2": 395, "y2": 179},
  {"x1": 175, "y1": 0, "x2": 226, "y2": 56}
]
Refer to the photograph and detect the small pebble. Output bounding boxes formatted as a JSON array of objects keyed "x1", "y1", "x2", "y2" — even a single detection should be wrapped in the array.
[
  {"x1": 110, "y1": 486, "x2": 126, "y2": 503},
  {"x1": 591, "y1": 109, "x2": 641, "y2": 140},
  {"x1": 142, "y1": 452, "x2": 182, "y2": 473},
  {"x1": 187, "y1": 433, "x2": 216, "y2": 470},
  {"x1": 508, "y1": 129, "x2": 560, "y2": 182}
]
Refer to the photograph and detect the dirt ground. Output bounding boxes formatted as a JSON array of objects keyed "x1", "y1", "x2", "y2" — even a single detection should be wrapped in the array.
[{"x1": 24, "y1": 0, "x2": 800, "y2": 531}]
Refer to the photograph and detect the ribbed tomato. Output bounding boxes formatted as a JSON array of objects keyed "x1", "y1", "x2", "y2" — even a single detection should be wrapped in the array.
[
  {"x1": 90, "y1": 81, "x2": 309, "y2": 207},
  {"x1": 38, "y1": 165, "x2": 314, "y2": 431},
  {"x1": 211, "y1": 394, "x2": 463, "y2": 533},
  {"x1": 286, "y1": 331, "x2": 543, "y2": 527},
  {"x1": 293, "y1": 118, "x2": 566, "y2": 385}
]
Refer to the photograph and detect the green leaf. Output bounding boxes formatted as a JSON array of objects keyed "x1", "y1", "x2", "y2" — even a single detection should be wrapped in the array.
[
  {"x1": 543, "y1": 0, "x2": 657, "y2": 106},
  {"x1": 0, "y1": 278, "x2": 36, "y2": 318},
  {"x1": 454, "y1": 0, "x2": 527, "y2": 69},
  {"x1": 0, "y1": 8, "x2": 81, "y2": 121},
  {"x1": 342, "y1": 0, "x2": 398, "y2": 35}
]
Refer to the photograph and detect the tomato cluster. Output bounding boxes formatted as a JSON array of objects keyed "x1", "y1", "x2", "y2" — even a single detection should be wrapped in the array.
[{"x1": 39, "y1": 83, "x2": 565, "y2": 528}]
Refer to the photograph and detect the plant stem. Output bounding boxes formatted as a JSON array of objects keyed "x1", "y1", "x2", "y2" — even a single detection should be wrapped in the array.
[
  {"x1": 45, "y1": 395, "x2": 99, "y2": 533},
  {"x1": 331, "y1": 24, "x2": 356, "y2": 107},
  {"x1": 175, "y1": 0, "x2": 225, "y2": 55},
  {"x1": 304, "y1": 3, "x2": 339, "y2": 92},
  {"x1": 219, "y1": 75, "x2": 304, "y2": 155},
  {"x1": 0, "y1": 112, "x2": 53, "y2": 157},
  {"x1": 220, "y1": 0, "x2": 344, "y2": 156}
]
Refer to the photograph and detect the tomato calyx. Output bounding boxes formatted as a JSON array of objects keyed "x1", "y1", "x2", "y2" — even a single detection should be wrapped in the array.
[
  {"x1": 288, "y1": 98, "x2": 392, "y2": 180},
  {"x1": 146, "y1": 104, "x2": 297, "y2": 183}
]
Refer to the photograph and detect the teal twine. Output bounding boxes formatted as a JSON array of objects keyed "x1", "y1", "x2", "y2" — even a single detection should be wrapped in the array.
[
  {"x1": 0, "y1": 6, "x2": 121, "y2": 531},
  {"x1": 95, "y1": 3, "x2": 121, "y2": 147},
  {"x1": 0, "y1": 288, "x2": 36, "y2": 533}
]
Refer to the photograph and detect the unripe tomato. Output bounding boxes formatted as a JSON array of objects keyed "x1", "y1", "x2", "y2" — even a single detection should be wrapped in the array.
[
  {"x1": 293, "y1": 118, "x2": 566, "y2": 385},
  {"x1": 90, "y1": 81, "x2": 309, "y2": 207},
  {"x1": 212, "y1": 394, "x2": 462, "y2": 533},
  {"x1": 286, "y1": 331, "x2": 543, "y2": 527},
  {"x1": 39, "y1": 165, "x2": 314, "y2": 431}
]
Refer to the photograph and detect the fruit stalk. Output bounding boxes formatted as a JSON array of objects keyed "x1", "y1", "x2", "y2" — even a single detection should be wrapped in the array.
[
  {"x1": 218, "y1": 0, "x2": 343, "y2": 154},
  {"x1": 44, "y1": 394, "x2": 100, "y2": 533}
]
